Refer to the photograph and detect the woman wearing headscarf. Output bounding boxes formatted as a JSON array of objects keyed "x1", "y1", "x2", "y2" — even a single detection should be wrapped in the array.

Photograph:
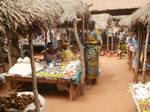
[{"x1": 85, "y1": 19, "x2": 102, "y2": 86}]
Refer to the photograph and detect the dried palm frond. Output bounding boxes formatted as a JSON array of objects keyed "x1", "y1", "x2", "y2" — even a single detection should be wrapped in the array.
[
  {"x1": 0, "y1": 0, "x2": 63, "y2": 35},
  {"x1": 119, "y1": 2, "x2": 150, "y2": 27},
  {"x1": 92, "y1": 14, "x2": 112, "y2": 29},
  {"x1": 58, "y1": 0, "x2": 90, "y2": 23}
]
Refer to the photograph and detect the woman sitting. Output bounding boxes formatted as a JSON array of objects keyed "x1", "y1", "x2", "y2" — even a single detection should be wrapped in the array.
[{"x1": 44, "y1": 42, "x2": 58, "y2": 64}]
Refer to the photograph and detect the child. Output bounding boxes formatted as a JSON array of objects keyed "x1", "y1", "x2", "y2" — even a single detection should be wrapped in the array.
[{"x1": 117, "y1": 40, "x2": 126, "y2": 59}]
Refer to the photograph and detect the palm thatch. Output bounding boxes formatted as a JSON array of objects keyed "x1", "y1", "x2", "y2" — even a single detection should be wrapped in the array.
[
  {"x1": 112, "y1": 15, "x2": 128, "y2": 20},
  {"x1": 58, "y1": 0, "x2": 90, "y2": 23},
  {"x1": 119, "y1": 2, "x2": 150, "y2": 27},
  {"x1": 131, "y1": 2, "x2": 150, "y2": 25},
  {"x1": 92, "y1": 13, "x2": 112, "y2": 29},
  {"x1": 119, "y1": 15, "x2": 133, "y2": 27},
  {"x1": 0, "y1": 0, "x2": 63, "y2": 35}
]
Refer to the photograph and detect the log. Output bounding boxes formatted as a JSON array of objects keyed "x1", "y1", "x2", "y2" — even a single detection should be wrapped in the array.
[
  {"x1": 44, "y1": 28, "x2": 48, "y2": 46},
  {"x1": 69, "y1": 82, "x2": 74, "y2": 101},
  {"x1": 73, "y1": 20, "x2": 85, "y2": 95},
  {"x1": 142, "y1": 25, "x2": 150, "y2": 83},
  {"x1": 29, "y1": 34, "x2": 40, "y2": 112},
  {"x1": 0, "y1": 40, "x2": 5, "y2": 72},
  {"x1": 7, "y1": 34, "x2": 12, "y2": 68}
]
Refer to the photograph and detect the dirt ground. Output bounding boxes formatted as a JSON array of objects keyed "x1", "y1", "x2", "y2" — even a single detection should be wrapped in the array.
[
  {"x1": 0, "y1": 56, "x2": 136, "y2": 112},
  {"x1": 43, "y1": 56, "x2": 135, "y2": 112}
]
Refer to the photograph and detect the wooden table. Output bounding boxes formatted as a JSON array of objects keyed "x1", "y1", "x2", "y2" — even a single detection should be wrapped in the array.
[
  {"x1": 5, "y1": 74, "x2": 81, "y2": 101},
  {"x1": 129, "y1": 86, "x2": 141, "y2": 112}
]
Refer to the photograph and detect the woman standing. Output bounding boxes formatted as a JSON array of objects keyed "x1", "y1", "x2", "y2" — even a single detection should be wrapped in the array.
[
  {"x1": 132, "y1": 33, "x2": 139, "y2": 83},
  {"x1": 85, "y1": 20, "x2": 102, "y2": 86}
]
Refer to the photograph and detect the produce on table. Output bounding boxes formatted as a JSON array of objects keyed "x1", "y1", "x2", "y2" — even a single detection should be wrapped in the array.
[
  {"x1": 37, "y1": 71, "x2": 63, "y2": 78},
  {"x1": 9, "y1": 57, "x2": 44, "y2": 76},
  {"x1": 36, "y1": 59, "x2": 81, "y2": 79},
  {"x1": 131, "y1": 82, "x2": 150, "y2": 112}
]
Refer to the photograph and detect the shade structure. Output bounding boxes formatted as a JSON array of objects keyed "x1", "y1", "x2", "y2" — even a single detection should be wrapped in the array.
[
  {"x1": 58, "y1": 0, "x2": 90, "y2": 23},
  {"x1": 92, "y1": 13, "x2": 112, "y2": 29},
  {"x1": 119, "y1": 1, "x2": 150, "y2": 27},
  {"x1": 0, "y1": 0, "x2": 63, "y2": 35}
]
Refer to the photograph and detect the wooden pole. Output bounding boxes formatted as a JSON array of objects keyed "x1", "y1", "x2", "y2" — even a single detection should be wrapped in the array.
[
  {"x1": 133, "y1": 23, "x2": 141, "y2": 83},
  {"x1": 7, "y1": 34, "x2": 12, "y2": 68},
  {"x1": 73, "y1": 20, "x2": 85, "y2": 95},
  {"x1": 111, "y1": 36, "x2": 113, "y2": 53},
  {"x1": 142, "y1": 25, "x2": 150, "y2": 83},
  {"x1": 44, "y1": 28, "x2": 48, "y2": 46},
  {"x1": 2, "y1": 48, "x2": 5, "y2": 72},
  {"x1": 29, "y1": 33, "x2": 40, "y2": 112},
  {"x1": 138, "y1": 23, "x2": 141, "y2": 72},
  {"x1": 82, "y1": 15, "x2": 85, "y2": 39},
  {"x1": 68, "y1": 29, "x2": 71, "y2": 44},
  {"x1": 65, "y1": 29, "x2": 69, "y2": 42},
  {"x1": 107, "y1": 36, "x2": 109, "y2": 52},
  {"x1": 0, "y1": 39, "x2": 5, "y2": 72},
  {"x1": 49, "y1": 29, "x2": 52, "y2": 42}
]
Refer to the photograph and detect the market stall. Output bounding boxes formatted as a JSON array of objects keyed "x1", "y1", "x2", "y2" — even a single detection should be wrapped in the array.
[
  {"x1": 119, "y1": 2, "x2": 150, "y2": 83},
  {"x1": 5, "y1": 57, "x2": 82, "y2": 100},
  {"x1": 129, "y1": 83, "x2": 150, "y2": 112}
]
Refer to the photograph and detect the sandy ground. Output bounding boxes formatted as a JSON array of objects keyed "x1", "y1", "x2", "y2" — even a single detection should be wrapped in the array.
[
  {"x1": 44, "y1": 56, "x2": 135, "y2": 112},
  {"x1": 0, "y1": 56, "x2": 136, "y2": 112}
]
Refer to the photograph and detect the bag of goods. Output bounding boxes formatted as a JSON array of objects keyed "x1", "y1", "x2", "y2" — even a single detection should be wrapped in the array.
[
  {"x1": 0, "y1": 73, "x2": 5, "y2": 85},
  {"x1": 0, "y1": 92, "x2": 45, "y2": 112},
  {"x1": 9, "y1": 57, "x2": 44, "y2": 76}
]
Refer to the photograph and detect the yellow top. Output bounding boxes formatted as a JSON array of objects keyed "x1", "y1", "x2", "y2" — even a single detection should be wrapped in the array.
[{"x1": 62, "y1": 49, "x2": 73, "y2": 60}]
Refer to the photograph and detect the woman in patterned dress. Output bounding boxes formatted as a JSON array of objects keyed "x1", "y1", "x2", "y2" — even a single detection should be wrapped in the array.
[{"x1": 85, "y1": 20, "x2": 102, "y2": 85}]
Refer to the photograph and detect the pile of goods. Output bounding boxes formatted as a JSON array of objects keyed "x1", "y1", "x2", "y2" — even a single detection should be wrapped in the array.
[
  {"x1": 37, "y1": 60, "x2": 63, "y2": 79},
  {"x1": 20, "y1": 36, "x2": 45, "y2": 46},
  {"x1": 0, "y1": 73, "x2": 5, "y2": 85},
  {"x1": 0, "y1": 93, "x2": 34, "y2": 112},
  {"x1": 9, "y1": 57, "x2": 43, "y2": 76},
  {"x1": 37, "y1": 60, "x2": 81, "y2": 79},
  {"x1": 37, "y1": 71, "x2": 63, "y2": 78},
  {"x1": 131, "y1": 82, "x2": 150, "y2": 112},
  {"x1": 62, "y1": 60, "x2": 81, "y2": 79}
]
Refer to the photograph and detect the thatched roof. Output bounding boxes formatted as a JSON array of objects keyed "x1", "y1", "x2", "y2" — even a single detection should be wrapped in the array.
[
  {"x1": 130, "y1": 2, "x2": 150, "y2": 25},
  {"x1": 112, "y1": 15, "x2": 128, "y2": 20},
  {"x1": 119, "y1": 15, "x2": 132, "y2": 27},
  {"x1": 119, "y1": 1, "x2": 150, "y2": 27},
  {"x1": 84, "y1": 0, "x2": 149, "y2": 11},
  {"x1": 0, "y1": 0, "x2": 63, "y2": 35},
  {"x1": 92, "y1": 14, "x2": 112, "y2": 29},
  {"x1": 58, "y1": 0, "x2": 90, "y2": 23}
]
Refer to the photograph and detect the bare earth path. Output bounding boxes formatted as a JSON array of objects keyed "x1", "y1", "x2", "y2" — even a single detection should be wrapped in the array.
[{"x1": 44, "y1": 56, "x2": 135, "y2": 112}]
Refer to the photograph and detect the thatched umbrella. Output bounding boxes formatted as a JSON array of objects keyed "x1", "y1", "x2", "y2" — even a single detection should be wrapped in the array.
[
  {"x1": 58, "y1": 0, "x2": 90, "y2": 95},
  {"x1": 0, "y1": 0, "x2": 63, "y2": 111}
]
